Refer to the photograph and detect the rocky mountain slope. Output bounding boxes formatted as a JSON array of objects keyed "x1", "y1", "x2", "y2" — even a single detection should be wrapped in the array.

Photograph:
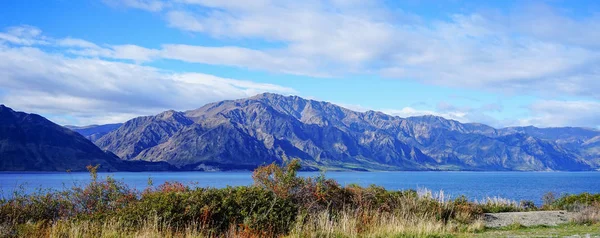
[
  {"x1": 0, "y1": 105, "x2": 173, "y2": 171},
  {"x1": 66, "y1": 123, "x2": 123, "y2": 142},
  {"x1": 95, "y1": 93, "x2": 599, "y2": 171}
]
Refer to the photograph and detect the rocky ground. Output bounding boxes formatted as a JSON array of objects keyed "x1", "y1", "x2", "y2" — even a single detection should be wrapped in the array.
[{"x1": 484, "y1": 210, "x2": 573, "y2": 228}]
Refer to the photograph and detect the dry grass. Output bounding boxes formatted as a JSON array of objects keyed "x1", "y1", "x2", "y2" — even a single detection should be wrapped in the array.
[
  {"x1": 287, "y1": 210, "x2": 485, "y2": 238},
  {"x1": 475, "y1": 197, "x2": 518, "y2": 207},
  {"x1": 12, "y1": 217, "x2": 220, "y2": 238},
  {"x1": 3, "y1": 194, "x2": 597, "y2": 238},
  {"x1": 3, "y1": 213, "x2": 485, "y2": 238},
  {"x1": 285, "y1": 189, "x2": 486, "y2": 238},
  {"x1": 2, "y1": 190, "x2": 488, "y2": 238},
  {"x1": 571, "y1": 205, "x2": 600, "y2": 224},
  {"x1": 417, "y1": 188, "x2": 450, "y2": 203},
  {"x1": 473, "y1": 196, "x2": 523, "y2": 213}
]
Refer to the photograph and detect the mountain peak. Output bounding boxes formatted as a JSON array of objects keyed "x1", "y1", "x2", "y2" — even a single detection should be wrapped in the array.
[
  {"x1": 251, "y1": 92, "x2": 283, "y2": 97},
  {"x1": 0, "y1": 105, "x2": 17, "y2": 122},
  {"x1": 0, "y1": 104, "x2": 12, "y2": 112},
  {"x1": 98, "y1": 94, "x2": 597, "y2": 171},
  {"x1": 15, "y1": 93, "x2": 592, "y2": 172},
  {"x1": 249, "y1": 92, "x2": 298, "y2": 101},
  {"x1": 411, "y1": 114, "x2": 444, "y2": 120},
  {"x1": 154, "y1": 110, "x2": 194, "y2": 126},
  {"x1": 158, "y1": 109, "x2": 178, "y2": 117}
]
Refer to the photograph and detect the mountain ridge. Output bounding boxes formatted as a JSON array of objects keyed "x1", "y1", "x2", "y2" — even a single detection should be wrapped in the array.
[
  {"x1": 3, "y1": 95, "x2": 599, "y2": 172},
  {"x1": 65, "y1": 123, "x2": 123, "y2": 142},
  {"x1": 0, "y1": 105, "x2": 174, "y2": 171},
  {"x1": 93, "y1": 93, "x2": 599, "y2": 171}
]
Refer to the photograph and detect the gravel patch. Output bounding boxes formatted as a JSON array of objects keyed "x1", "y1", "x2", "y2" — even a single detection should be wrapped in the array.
[{"x1": 484, "y1": 210, "x2": 573, "y2": 228}]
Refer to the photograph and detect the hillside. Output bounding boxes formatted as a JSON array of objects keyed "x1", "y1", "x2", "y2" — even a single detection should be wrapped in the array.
[
  {"x1": 65, "y1": 123, "x2": 123, "y2": 142},
  {"x1": 95, "y1": 93, "x2": 598, "y2": 171},
  {"x1": 0, "y1": 105, "x2": 173, "y2": 171}
]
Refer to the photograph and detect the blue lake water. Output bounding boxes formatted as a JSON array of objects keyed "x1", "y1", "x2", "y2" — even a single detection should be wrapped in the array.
[{"x1": 1, "y1": 171, "x2": 599, "y2": 205}]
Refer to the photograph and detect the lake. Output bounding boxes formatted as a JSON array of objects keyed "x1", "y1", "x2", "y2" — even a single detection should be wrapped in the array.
[{"x1": 1, "y1": 171, "x2": 599, "y2": 205}]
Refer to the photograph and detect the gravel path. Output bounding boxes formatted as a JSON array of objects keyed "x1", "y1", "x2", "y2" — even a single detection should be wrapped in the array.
[{"x1": 484, "y1": 210, "x2": 573, "y2": 228}]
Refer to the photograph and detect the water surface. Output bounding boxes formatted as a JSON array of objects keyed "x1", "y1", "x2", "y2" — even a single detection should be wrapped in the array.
[{"x1": 2, "y1": 171, "x2": 599, "y2": 204}]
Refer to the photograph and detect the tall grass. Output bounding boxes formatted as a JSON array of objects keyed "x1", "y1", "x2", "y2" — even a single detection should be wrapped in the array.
[{"x1": 474, "y1": 197, "x2": 523, "y2": 213}]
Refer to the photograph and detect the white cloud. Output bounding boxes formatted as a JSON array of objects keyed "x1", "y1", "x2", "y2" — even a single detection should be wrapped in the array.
[
  {"x1": 0, "y1": 25, "x2": 48, "y2": 46},
  {"x1": 166, "y1": 11, "x2": 205, "y2": 32},
  {"x1": 14, "y1": 3, "x2": 600, "y2": 101},
  {"x1": 382, "y1": 107, "x2": 489, "y2": 126},
  {"x1": 163, "y1": 0, "x2": 398, "y2": 68},
  {"x1": 0, "y1": 43, "x2": 295, "y2": 125},
  {"x1": 0, "y1": 25, "x2": 320, "y2": 76},
  {"x1": 160, "y1": 44, "x2": 317, "y2": 75},
  {"x1": 102, "y1": 0, "x2": 166, "y2": 12},
  {"x1": 5, "y1": 2, "x2": 600, "y2": 128},
  {"x1": 105, "y1": 1, "x2": 600, "y2": 100},
  {"x1": 512, "y1": 4, "x2": 600, "y2": 48},
  {"x1": 65, "y1": 44, "x2": 160, "y2": 63},
  {"x1": 2, "y1": 24, "x2": 598, "y2": 128},
  {"x1": 56, "y1": 38, "x2": 100, "y2": 49},
  {"x1": 519, "y1": 100, "x2": 600, "y2": 128},
  {"x1": 378, "y1": 101, "x2": 508, "y2": 128},
  {"x1": 383, "y1": 107, "x2": 441, "y2": 118},
  {"x1": 333, "y1": 103, "x2": 370, "y2": 113},
  {"x1": 111, "y1": 44, "x2": 160, "y2": 62}
]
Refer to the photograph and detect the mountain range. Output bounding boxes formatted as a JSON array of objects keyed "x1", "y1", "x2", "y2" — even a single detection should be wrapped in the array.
[
  {"x1": 0, "y1": 105, "x2": 173, "y2": 171},
  {"x1": 2, "y1": 93, "x2": 600, "y2": 171},
  {"x1": 65, "y1": 123, "x2": 122, "y2": 142}
]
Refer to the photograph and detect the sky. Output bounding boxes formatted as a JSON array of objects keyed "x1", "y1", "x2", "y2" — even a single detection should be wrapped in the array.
[{"x1": 1, "y1": 0, "x2": 600, "y2": 129}]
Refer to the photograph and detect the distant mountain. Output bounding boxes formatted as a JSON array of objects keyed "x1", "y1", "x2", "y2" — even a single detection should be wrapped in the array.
[
  {"x1": 96, "y1": 110, "x2": 281, "y2": 171},
  {"x1": 65, "y1": 123, "x2": 122, "y2": 142},
  {"x1": 0, "y1": 105, "x2": 173, "y2": 171},
  {"x1": 95, "y1": 93, "x2": 598, "y2": 171}
]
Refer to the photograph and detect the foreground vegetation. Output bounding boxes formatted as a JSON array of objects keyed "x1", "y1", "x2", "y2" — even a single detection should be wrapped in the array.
[
  {"x1": 471, "y1": 223, "x2": 600, "y2": 238},
  {"x1": 1, "y1": 161, "x2": 599, "y2": 237}
]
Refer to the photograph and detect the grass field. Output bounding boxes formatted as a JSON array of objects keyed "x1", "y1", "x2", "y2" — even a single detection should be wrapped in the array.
[{"x1": 470, "y1": 223, "x2": 600, "y2": 238}]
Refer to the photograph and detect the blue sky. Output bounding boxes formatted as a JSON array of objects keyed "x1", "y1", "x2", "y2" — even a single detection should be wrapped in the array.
[{"x1": 1, "y1": 0, "x2": 600, "y2": 128}]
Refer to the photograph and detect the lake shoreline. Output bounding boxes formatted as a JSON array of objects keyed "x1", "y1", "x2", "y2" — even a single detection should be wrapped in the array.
[
  {"x1": 3, "y1": 171, "x2": 600, "y2": 204},
  {"x1": 2, "y1": 162, "x2": 599, "y2": 237}
]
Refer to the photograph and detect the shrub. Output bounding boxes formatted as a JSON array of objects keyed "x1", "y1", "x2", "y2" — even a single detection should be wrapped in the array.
[
  {"x1": 542, "y1": 192, "x2": 556, "y2": 209},
  {"x1": 476, "y1": 197, "x2": 522, "y2": 213},
  {"x1": 452, "y1": 195, "x2": 483, "y2": 223},
  {"x1": 118, "y1": 186, "x2": 297, "y2": 236},
  {"x1": 292, "y1": 173, "x2": 350, "y2": 214},
  {"x1": 519, "y1": 200, "x2": 537, "y2": 211},
  {"x1": 0, "y1": 191, "x2": 67, "y2": 224},
  {"x1": 67, "y1": 176, "x2": 136, "y2": 220},
  {"x1": 252, "y1": 159, "x2": 302, "y2": 199},
  {"x1": 571, "y1": 205, "x2": 600, "y2": 224},
  {"x1": 552, "y1": 192, "x2": 600, "y2": 211}
]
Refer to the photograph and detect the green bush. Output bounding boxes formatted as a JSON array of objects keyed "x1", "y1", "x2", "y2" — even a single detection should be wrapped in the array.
[
  {"x1": 0, "y1": 192, "x2": 66, "y2": 224},
  {"x1": 118, "y1": 186, "x2": 297, "y2": 235},
  {"x1": 552, "y1": 193, "x2": 600, "y2": 211}
]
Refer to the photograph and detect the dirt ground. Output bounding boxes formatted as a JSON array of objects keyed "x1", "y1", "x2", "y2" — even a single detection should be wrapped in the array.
[{"x1": 484, "y1": 210, "x2": 573, "y2": 228}]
